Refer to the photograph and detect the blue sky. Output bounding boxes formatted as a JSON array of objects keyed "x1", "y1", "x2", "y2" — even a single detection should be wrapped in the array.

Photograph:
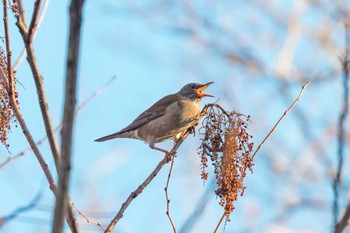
[{"x1": 1, "y1": 0, "x2": 349, "y2": 233}]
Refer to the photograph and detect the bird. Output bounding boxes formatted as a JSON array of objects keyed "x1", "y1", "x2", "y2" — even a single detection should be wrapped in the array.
[{"x1": 95, "y1": 82, "x2": 214, "y2": 160}]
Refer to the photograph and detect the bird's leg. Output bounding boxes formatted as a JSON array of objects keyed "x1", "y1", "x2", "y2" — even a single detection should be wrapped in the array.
[
  {"x1": 187, "y1": 125, "x2": 196, "y2": 136},
  {"x1": 149, "y1": 143, "x2": 173, "y2": 162}
]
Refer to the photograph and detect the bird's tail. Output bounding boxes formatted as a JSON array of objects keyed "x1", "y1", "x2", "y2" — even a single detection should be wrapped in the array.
[{"x1": 95, "y1": 132, "x2": 123, "y2": 142}]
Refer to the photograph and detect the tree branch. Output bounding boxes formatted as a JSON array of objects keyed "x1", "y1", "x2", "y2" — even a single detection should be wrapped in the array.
[
  {"x1": 52, "y1": 0, "x2": 84, "y2": 232},
  {"x1": 165, "y1": 157, "x2": 177, "y2": 233},
  {"x1": 3, "y1": 1, "x2": 80, "y2": 232},
  {"x1": 104, "y1": 133, "x2": 189, "y2": 233},
  {"x1": 16, "y1": 0, "x2": 27, "y2": 26},
  {"x1": 71, "y1": 202, "x2": 105, "y2": 231},
  {"x1": 15, "y1": 0, "x2": 61, "y2": 174},
  {"x1": 27, "y1": 0, "x2": 42, "y2": 43},
  {"x1": 2, "y1": 0, "x2": 57, "y2": 208},
  {"x1": 335, "y1": 201, "x2": 350, "y2": 233},
  {"x1": 213, "y1": 213, "x2": 225, "y2": 233},
  {"x1": 14, "y1": 0, "x2": 50, "y2": 70},
  {"x1": 251, "y1": 81, "x2": 311, "y2": 160},
  {"x1": 333, "y1": 20, "x2": 350, "y2": 229}
]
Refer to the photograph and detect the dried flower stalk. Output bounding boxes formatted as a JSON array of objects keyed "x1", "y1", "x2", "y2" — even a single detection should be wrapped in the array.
[
  {"x1": 0, "y1": 47, "x2": 17, "y2": 149},
  {"x1": 198, "y1": 106, "x2": 254, "y2": 220}
]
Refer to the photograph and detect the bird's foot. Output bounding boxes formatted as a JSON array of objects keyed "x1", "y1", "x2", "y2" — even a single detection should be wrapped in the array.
[
  {"x1": 187, "y1": 125, "x2": 196, "y2": 136},
  {"x1": 165, "y1": 152, "x2": 173, "y2": 163}
]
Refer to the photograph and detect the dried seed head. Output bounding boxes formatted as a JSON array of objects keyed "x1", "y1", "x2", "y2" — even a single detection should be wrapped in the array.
[
  {"x1": 198, "y1": 106, "x2": 254, "y2": 220},
  {"x1": 0, "y1": 47, "x2": 17, "y2": 149}
]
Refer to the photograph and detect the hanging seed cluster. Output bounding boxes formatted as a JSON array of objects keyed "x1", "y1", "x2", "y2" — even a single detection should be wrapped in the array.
[
  {"x1": 0, "y1": 48, "x2": 17, "y2": 148},
  {"x1": 198, "y1": 106, "x2": 254, "y2": 220}
]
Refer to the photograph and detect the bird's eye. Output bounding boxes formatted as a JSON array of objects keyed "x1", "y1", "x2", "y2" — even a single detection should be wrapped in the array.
[{"x1": 191, "y1": 84, "x2": 196, "y2": 90}]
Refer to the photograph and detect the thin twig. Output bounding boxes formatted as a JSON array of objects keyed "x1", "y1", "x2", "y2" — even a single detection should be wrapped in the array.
[
  {"x1": 104, "y1": 132, "x2": 190, "y2": 233},
  {"x1": 200, "y1": 102, "x2": 231, "y2": 119},
  {"x1": 52, "y1": 0, "x2": 84, "y2": 233},
  {"x1": 213, "y1": 212, "x2": 226, "y2": 233},
  {"x1": 165, "y1": 157, "x2": 177, "y2": 233},
  {"x1": 251, "y1": 81, "x2": 311, "y2": 160},
  {"x1": 71, "y1": 202, "x2": 105, "y2": 231},
  {"x1": 0, "y1": 76, "x2": 116, "y2": 169},
  {"x1": 27, "y1": 0, "x2": 42, "y2": 43},
  {"x1": 333, "y1": 19, "x2": 350, "y2": 230},
  {"x1": 14, "y1": 0, "x2": 50, "y2": 70}
]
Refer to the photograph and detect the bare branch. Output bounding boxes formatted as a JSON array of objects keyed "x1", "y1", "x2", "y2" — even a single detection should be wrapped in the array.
[
  {"x1": 71, "y1": 202, "x2": 105, "y2": 231},
  {"x1": 164, "y1": 157, "x2": 177, "y2": 233},
  {"x1": 14, "y1": 0, "x2": 50, "y2": 70},
  {"x1": 16, "y1": 0, "x2": 27, "y2": 26},
  {"x1": 2, "y1": 0, "x2": 80, "y2": 232},
  {"x1": 27, "y1": 0, "x2": 42, "y2": 43},
  {"x1": 251, "y1": 81, "x2": 311, "y2": 160},
  {"x1": 104, "y1": 132, "x2": 190, "y2": 233},
  {"x1": 333, "y1": 19, "x2": 350, "y2": 229},
  {"x1": 335, "y1": 201, "x2": 350, "y2": 233},
  {"x1": 15, "y1": 0, "x2": 61, "y2": 175},
  {"x1": 2, "y1": 0, "x2": 57, "y2": 201},
  {"x1": 213, "y1": 213, "x2": 226, "y2": 233},
  {"x1": 52, "y1": 0, "x2": 84, "y2": 232}
]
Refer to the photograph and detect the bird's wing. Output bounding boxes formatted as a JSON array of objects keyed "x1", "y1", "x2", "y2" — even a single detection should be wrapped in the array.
[{"x1": 117, "y1": 94, "x2": 177, "y2": 134}]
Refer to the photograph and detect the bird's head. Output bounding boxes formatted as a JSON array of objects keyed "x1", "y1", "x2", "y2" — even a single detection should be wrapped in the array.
[{"x1": 178, "y1": 82, "x2": 214, "y2": 100}]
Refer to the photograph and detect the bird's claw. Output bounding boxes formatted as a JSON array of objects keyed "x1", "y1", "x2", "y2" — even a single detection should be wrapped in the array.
[
  {"x1": 187, "y1": 125, "x2": 196, "y2": 136},
  {"x1": 166, "y1": 151, "x2": 176, "y2": 163}
]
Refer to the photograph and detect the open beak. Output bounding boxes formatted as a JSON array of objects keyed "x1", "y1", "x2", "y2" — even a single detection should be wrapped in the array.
[{"x1": 196, "y1": 82, "x2": 214, "y2": 98}]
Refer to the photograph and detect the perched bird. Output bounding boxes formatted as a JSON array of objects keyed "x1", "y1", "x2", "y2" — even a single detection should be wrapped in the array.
[{"x1": 95, "y1": 82, "x2": 214, "y2": 159}]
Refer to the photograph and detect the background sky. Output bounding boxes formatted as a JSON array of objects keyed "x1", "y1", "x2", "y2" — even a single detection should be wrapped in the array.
[{"x1": 1, "y1": 0, "x2": 350, "y2": 233}]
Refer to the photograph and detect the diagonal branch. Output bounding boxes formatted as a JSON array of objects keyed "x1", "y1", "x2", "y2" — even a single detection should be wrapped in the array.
[
  {"x1": 52, "y1": 0, "x2": 85, "y2": 233},
  {"x1": 104, "y1": 132, "x2": 190, "y2": 233},
  {"x1": 251, "y1": 81, "x2": 311, "y2": 160},
  {"x1": 335, "y1": 201, "x2": 350, "y2": 233},
  {"x1": 71, "y1": 202, "x2": 105, "y2": 231}
]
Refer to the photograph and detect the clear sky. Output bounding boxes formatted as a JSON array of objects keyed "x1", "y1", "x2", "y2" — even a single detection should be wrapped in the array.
[{"x1": 0, "y1": 1, "x2": 349, "y2": 233}]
